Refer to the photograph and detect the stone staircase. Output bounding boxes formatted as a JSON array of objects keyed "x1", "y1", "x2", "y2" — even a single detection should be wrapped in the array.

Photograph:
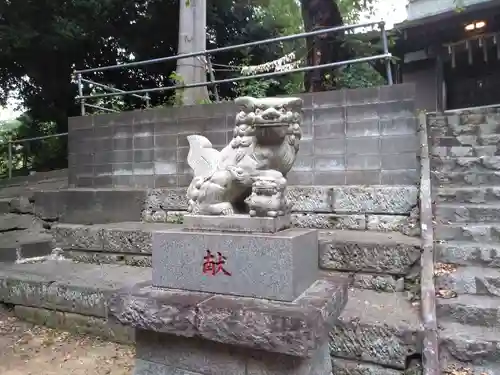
[{"x1": 430, "y1": 110, "x2": 500, "y2": 374}]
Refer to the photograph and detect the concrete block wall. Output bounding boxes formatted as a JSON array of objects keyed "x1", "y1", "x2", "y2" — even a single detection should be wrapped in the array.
[{"x1": 68, "y1": 83, "x2": 418, "y2": 189}]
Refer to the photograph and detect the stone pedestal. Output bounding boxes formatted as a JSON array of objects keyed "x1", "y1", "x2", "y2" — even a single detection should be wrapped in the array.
[{"x1": 107, "y1": 214, "x2": 348, "y2": 375}]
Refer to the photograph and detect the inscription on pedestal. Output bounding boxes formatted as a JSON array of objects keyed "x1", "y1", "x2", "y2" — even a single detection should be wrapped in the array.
[{"x1": 152, "y1": 228, "x2": 318, "y2": 302}]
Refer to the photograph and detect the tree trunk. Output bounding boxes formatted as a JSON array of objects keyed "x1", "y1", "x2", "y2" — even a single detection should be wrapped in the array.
[
  {"x1": 176, "y1": 0, "x2": 209, "y2": 105},
  {"x1": 300, "y1": 0, "x2": 344, "y2": 92}
]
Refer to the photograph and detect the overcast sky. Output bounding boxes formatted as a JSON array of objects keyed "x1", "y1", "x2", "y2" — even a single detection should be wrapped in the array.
[{"x1": 0, "y1": 0, "x2": 409, "y2": 122}]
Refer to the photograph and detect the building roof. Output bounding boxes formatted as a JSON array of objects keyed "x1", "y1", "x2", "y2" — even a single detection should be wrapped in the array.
[{"x1": 393, "y1": 0, "x2": 500, "y2": 54}]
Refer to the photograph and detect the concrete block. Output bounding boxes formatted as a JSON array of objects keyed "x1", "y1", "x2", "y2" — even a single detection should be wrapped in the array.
[
  {"x1": 113, "y1": 137, "x2": 133, "y2": 150},
  {"x1": 152, "y1": 228, "x2": 318, "y2": 301},
  {"x1": 346, "y1": 137, "x2": 380, "y2": 155},
  {"x1": 345, "y1": 87, "x2": 379, "y2": 104},
  {"x1": 380, "y1": 117, "x2": 417, "y2": 136},
  {"x1": 154, "y1": 148, "x2": 177, "y2": 162},
  {"x1": 293, "y1": 155, "x2": 314, "y2": 171},
  {"x1": 133, "y1": 175, "x2": 155, "y2": 188},
  {"x1": 345, "y1": 171, "x2": 381, "y2": 185},
  {"x1": 313, "y1": 121, "x2": 346, "y2": 138},
  {"x1": 312, "y1": 89, "x2": 345, "y2": 108},
  {"x1": 134, "y1": 149, "x2": 154, "y2": 163},
  {"x1": 184, "y1": 214, "x2": 291, "y2": 233},
  {"x1": 346, "y1": 104, "x2": 378, "y2": 122},
  {"x1": 380, "y1": 135, "x2": 418, "y2": 153},
  {"x1": 381, "y1": 153, "x2": 417, "y2": 170},
  {"x1": 313, "y1": 172, "x2": 346, "y2": 185},
  {"x1": 381, "y1": 170, "x2": 418, "y2": 185},
  {"x1": 154, "y1": 159, "x2": 179, "y2": 175},
  {"x1": 377, "y1": 101, "x2": 414, "y2": 120},
  {"x1": 313, "y1": 138, "x2": 345, "y2": 155},
  {"x1": 313, "y1": 107, "x2": 345, "y2": 126},
  {"x1": 346, "y1": 119, "x2": 379, "y2": 137},
  {"x1": 288, "y1": 171, "x2": 315, "y2": 185},
  {"x1": 379, "y1": 84, "x2": 415, "y2": 102},
  {"x1": 346, "y1": 155, "x2": 381, "y2": 170},
  {"x1": 314, "y1": 156, "x2": 345, "y2": 171},
  {"x1": 134, "y1": 135, "x2": 154, "y2": 149}
]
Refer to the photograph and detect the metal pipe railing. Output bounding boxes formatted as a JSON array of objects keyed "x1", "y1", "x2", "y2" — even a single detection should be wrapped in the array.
[
  {"x1": 73, "y1": 20, "x2": 393, "y2": 114},
  {"x1": 5, "y1": 132, "x2": 68, "y2": 179},
  {"x1": 77, "y1": 54, "x2": 391, "y2": 100},
  {"x1": 80, "y1": 78, "x2": 150, "y2": 101}
]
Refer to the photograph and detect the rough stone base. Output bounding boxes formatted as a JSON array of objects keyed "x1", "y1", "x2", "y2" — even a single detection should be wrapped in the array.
[
  {"x1": 134, "y1": 330, "x2": 332, "y2": 375},
  {"x1": 109, "y1": 278, "x2": 347, "y2": 357}
]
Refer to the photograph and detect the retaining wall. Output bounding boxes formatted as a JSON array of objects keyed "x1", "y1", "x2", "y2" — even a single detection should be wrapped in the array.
[{"x1": 68, "y1": 84, "x2": 418, "y2": 189}]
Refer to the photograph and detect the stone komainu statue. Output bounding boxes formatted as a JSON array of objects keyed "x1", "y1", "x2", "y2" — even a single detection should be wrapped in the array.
[{"x1": 186, "y1": 96, "x2": 303, "y2": 217}]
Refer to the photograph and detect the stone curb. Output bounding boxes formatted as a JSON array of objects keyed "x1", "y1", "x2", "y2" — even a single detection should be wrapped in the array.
[
  {"x1": 418, "y1": 112, "x2": 440, "y2": 375},
  {"x1": 108, "y1": 277, "x2": 348, "y2": 358}
]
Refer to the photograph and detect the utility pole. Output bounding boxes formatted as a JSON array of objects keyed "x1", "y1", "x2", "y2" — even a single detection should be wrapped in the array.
[{"x1": 176, "y1": 0, "x2": 209, "y2": 105}]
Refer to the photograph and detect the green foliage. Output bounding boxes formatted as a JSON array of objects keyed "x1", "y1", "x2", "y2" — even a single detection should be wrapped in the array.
[
  {"x1": 0, "y1": 0, "x2": 388, "y2": 175},
  {"x1": 334, "y1": 63, "x2": 385, "y2": 89}
]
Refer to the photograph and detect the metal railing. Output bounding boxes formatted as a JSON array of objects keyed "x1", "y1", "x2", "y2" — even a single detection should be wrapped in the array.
[
  {"x1": 73, "y1": 20, "x2": 394, "y2": 115},
  {"x1": 5, "y1": 133, "x2": 68, "y2": 179}
]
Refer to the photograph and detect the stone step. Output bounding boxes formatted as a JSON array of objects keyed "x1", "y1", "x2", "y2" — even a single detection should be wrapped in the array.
[
  {"x1": 51, "y1": 222, "x2": 181, "y2": 254},
  {"x1": 440, "y1": 358, "x2": 500, "y2": 375},
  {"x1": 0, "y1": 231, "x2": 54, "y2": 263},
  {"x1": 322, "y1": 270, "x2": 406, "y2": 293},
  {"x1": 0, "y1": 260, "x2": 149, "y2": 343},
  {"x1": 429, "y1": 116, "x2": 500, "y2": 137},
  {"x1": 33, "y1": 188, "x2": 153, "y2": 223},
  {"x1": 436, "y1": 241, "x2": 500, "y2": 268},
  {"x1": 53, "y1": 223, "x2": 422, "y2": 278},
  {"x1": 435, "y1": 223, "x2": 500, "y2": 243},
  {"x1": 331, "y1": 357, "x2": 407, "y2": 374},
  {"x1": 437, "y1": 294, "x2": 500, "y2": 328},
  {"x1": 432, "y1": 156, "x2": 500, "y2": 173},
  {"x1": 435, "y1": 265, "x2": 500, "y2": 296},
  {"x1": 435, "y1": 203, "x2": 500, "y2": 223},
  {"x1": 432, "y1": 145, "x2": 500, "y2": 158},
  {"x1": 435, "y1": 186, "x2": 500, "y2": 204},
  {"x1": 431, "y1": 133, "x2": 500, "y2": 147},
  {"x1": 313, "y1": 230, "x2": 421, "y2": 276},
  {"x1": 0, "y1": 198, "x2": 11, "y2": 214},
  {"x1": 432, "y1": 171, "x2": 500, "y2": 186},
  {"x1": 439, "y1": 321, "x2": 500, "y2": 365},
  {"x1": 331, "y1": 288, "x2": 422, "y2": 370},
  {"x1": 0, "y1": 261, "x2": 151, "y2": 318}
]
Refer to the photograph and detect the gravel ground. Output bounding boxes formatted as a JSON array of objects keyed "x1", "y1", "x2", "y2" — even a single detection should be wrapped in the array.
[{"x1": 0, "y1": 306, "x2": 134, "y2": 375}]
